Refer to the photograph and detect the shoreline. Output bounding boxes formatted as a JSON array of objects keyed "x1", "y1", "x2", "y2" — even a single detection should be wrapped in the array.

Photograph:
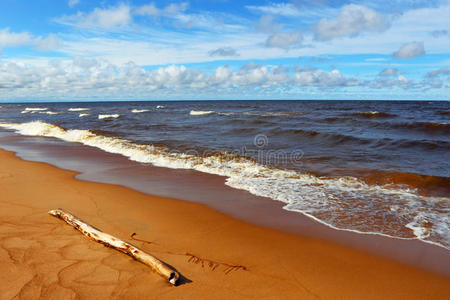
[
  {"x1": 1, "y1": 148, "x2": 449, "y2": 298},
  {"x1": 0, "y1": 131, "x2": 449, "y2": 276}
]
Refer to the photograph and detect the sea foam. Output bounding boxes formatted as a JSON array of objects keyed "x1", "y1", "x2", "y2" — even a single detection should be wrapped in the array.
[
  {"x1": 0, "y1": 120, "x2": 448, "y2": 250},
  {"x1": 190, "y1": 110, "x2": 215, "y2": 116},
  {"x1": 98, "y1": 114, "x2": 120, "y2": 120},
  {"x1": 69, "y1": 108, "x2": 90, "y2": 112},
  {"x1": 21, "y1": 108, "x2": 48, "y2": 114},
  {"x1": 131, "y1": 109, "x2": 151, "y2": 113}
]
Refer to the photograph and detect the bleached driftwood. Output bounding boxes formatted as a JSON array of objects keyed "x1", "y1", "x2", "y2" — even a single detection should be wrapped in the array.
[{"x1": 49, "y1": 209, "x2": 180, "y2": 285}]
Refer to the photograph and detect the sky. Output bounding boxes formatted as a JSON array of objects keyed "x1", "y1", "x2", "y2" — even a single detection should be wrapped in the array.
[{"x1": 0, "y1": 0, "x2": 449, "y2": 101}]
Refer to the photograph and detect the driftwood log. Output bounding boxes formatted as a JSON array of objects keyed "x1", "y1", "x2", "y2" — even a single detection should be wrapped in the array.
[{"x1": 48, "y1": 209, "x2": 180, "y2": 285}]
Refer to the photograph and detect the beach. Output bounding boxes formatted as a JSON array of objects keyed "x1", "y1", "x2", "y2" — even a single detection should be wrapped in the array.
[{"x1": 1, "y1": 148, "x2": 449, "y2": 299}]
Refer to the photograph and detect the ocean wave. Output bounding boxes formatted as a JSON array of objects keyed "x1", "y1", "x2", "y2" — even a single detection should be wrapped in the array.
[
  {"x1": 352, "y1": 111, "x2": 397, "y2": 118},
  {"x1": 39, "y1": 111, "x2": 59, "y2": 115},
  {"x1": 131, "y1": 109, "x2": 151, "y2": 113},
  {"x1": 79, "y1": 113, "x2": 89, "y2": 117},
  {"x1": 156, "y1": 105, "x2": 165, "y2": 109},
  {"x1": 391, "y1": 121, "x2": 450, "y2": 134},
  {"x1": 218, "y1": 111, "x2": 303, "y2": 117},
  {"x1": 190, "y1": 110, "x2": 215, "y2": 116},
  {"x1": 21, "y1": 107, "x2": 48, "y2": 114},
  {"x1": 68, "y1": 108, "x2": 90, "y2": 112},
  {"x1": 0, "y1": 120, "x2": 448, "y2": 250},
  {"x1": 98, "y1": 114, "x2": 120, "y2": 120}
]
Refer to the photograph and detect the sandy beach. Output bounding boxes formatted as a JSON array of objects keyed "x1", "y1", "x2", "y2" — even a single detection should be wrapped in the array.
[{"x1": 1, "y1": 148, "x2": 449, "y2": 299}]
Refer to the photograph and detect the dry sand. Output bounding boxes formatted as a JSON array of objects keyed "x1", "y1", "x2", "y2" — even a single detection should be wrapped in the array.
[{"x1": 0, "y1": 149, "x2": 449, "y2": 299}]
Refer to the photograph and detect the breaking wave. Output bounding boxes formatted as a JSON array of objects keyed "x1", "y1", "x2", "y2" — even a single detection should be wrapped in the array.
[
  {"x1": 68, "y1": 108, "x2": 90, "y2": 112},
  {"x1": 190, "y1": 110, "x2": 215, "y2": 116},
  {"x1": 0, "y1": 120, "x2": 448, "y2": 250},
  {"x1": 131, "y1": 109, "x2": 151, "y2": 113},
  {"x1": 98, "y1": 114, "x2": 120, "y2": 120},
  {"x1": 21, "y1": 108, "x2": 48, "y2": 114},
  {"x1": 352, "y1": 111, "x2": 397, "y2": 118}
]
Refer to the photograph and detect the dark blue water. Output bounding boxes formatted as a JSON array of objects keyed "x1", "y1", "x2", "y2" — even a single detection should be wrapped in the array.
[{"x1": 0, "y1": 100, "x2": 449, "y2": 248}]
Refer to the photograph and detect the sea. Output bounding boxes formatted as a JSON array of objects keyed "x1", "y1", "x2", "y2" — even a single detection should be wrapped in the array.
[{"x1": 0, "y1": 100, "x2": 449, "y2": 250}]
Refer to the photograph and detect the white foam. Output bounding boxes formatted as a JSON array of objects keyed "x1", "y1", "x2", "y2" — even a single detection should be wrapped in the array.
[
  {"x1": 0, "y1": 120, "x2": 449, "y2": 250},
  {"x1": 156, "y1": 105, "x2": 165, "y2": 109},
  {"x1": 24, "y1": 107, "x2": 48, "y2": 111},
  {"x1": 190, "y1": 110, "x2": 215, "y2": 116},
  {"x1": 22, "y1": 107, "x2": 48, "y2": 114},
  {"x1": 39, "y1": 111, "x2": 59, "y2": 115},
  {"x1": 131, "y1": 109, "x2": 150, "y2": 113},
  {"x1": 98, "y1": 114, "x2": 120, "y2": 120},
  {"x1": 79, "y1": 113, "x2": 89, "y2": 117},
  {"x1": 69, "y1": 108, "x2": 90, "y2": 112}
]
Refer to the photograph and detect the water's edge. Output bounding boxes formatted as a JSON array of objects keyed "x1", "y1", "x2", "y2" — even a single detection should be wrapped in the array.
[{"x1": 0, "y1": 130, "x2": 449, "y2": 276}]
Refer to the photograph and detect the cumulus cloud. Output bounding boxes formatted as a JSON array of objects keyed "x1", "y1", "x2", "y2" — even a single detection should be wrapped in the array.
[
  {"x1": 371, "y1": 75, "x2": 413, "y2": 89},
  {"x1": 135, "y1": 2, "x2": 188, "y2": 17},
  {"x1": 379, "y1": 68, "x2": 398, "y2": 77},
  {"x1": 68, "y1": 0, "x2": 80, "y2": 8},
  {"x1": 0, "y1": 28, "x2": 33, "y2": 48},
  {"x1": 392, "y1": 42, "x2": 425, "y2": 59},
  {"x1": 208, "y1": 47, "x2": 239, "y2": 57},
  {"x1": 0, "y1": 58, "x2": 361, "y2": 99},
  {"x1": 313, "y1": 4, "x2": 390, "y2": 41},
  {"x1": 266, "y1": 31, "x2": 303, "y2": 49},
  {"x1": 0, "y1": 28, "x2": 61, "y2": 52},
  {"x1": 293, "y1": 68, "x2": 359, "y2": 87}
]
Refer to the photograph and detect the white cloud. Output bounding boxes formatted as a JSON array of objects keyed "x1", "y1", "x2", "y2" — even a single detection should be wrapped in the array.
[
  {"x1": 68, "y1": 0, "x2": 80, "y2": 8},
  {"x1": 0, "y1": 28, "x2": 61, "y2": 52},
  {"x1": 135, "y1": 2, "x2": 188, "y2": 17},
  {"x1": 246, "y1": 3, "x2": 301, "y2": 17},
  {"x1": 392, "y1": 41, "x2": 425, "y2": 59},
  {"x1": 266, "y1": 31, "x2": 303, "y2": 49},
  {"x1": 34, "y1": 34, "x2": 62, "y2": 52},
  {"x1": 0, "y1": 28, "x2": 33, "y2": 48},
  {"x1": 314, "y1": 4, "x2": 390, "y2": 41},
  {"x1": 0, "y1": 58, "x2": 363, "y2": 99},
  {"x1": 58, "y1": 4, "x2": 132, "y2": 29},
  {"x1": 255, "y1": 15, "x2": 282, "y2": 34},
  {"x1": 379, "y1": 68, "x2": 398, "y2": 76},
  {"x1": 208, "y1": 47, "x2": 239, "y2": 57},
  {"x1": 293, "y1": 68, "x2": 359, "y2": 87}
]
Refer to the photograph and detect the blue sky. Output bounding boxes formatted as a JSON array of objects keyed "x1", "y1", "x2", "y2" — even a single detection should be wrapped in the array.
[{"x1": 0, "y1": 0, "x2": 449, "y2": 101}]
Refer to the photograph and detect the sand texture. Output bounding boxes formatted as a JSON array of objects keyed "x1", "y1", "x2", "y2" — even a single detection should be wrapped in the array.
[{"x1": 0, "y1": 149, "x2": 449, "y2": 299}]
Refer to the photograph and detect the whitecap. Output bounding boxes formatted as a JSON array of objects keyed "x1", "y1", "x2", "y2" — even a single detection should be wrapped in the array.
[
  {"x1": 131, "y1": 109, "x2": 150, "y2": 113},
  {"x1": 190, "y1": 110, "x2": 215, "y2": 116},
  {"x1": 69, "y1": 108, "x2": 90, "y2": 112},
  {"x1": 98, "y1": 114, "x2": 120, "y2": 120}
]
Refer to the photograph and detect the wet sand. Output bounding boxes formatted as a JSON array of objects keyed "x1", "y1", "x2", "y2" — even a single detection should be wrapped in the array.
[{"x1": 1, "y1": 148, "x2": 449, "y2": 299}]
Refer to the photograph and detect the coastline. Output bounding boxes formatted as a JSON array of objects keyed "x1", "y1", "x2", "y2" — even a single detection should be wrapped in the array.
[
  {"x1": 1, "y1": 148, "x2": 449, "y2": 299},
  {"x1": 1, "y1": 131, "x2": 449, "y2": 276}
]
